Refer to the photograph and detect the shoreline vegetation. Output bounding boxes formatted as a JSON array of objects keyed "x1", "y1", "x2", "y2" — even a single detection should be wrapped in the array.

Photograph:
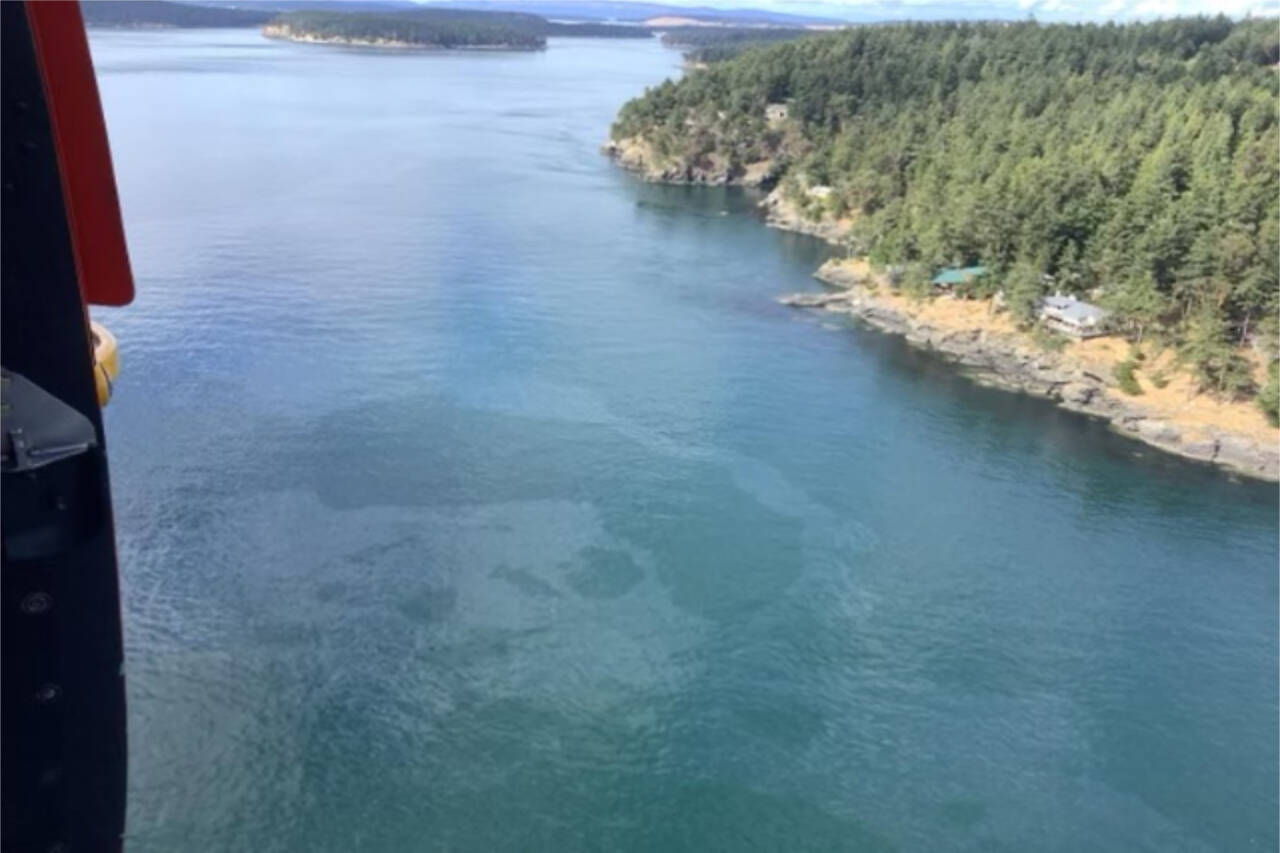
[{"x1": 607, "y1": 17, "x2": 1280, "y2": 480}]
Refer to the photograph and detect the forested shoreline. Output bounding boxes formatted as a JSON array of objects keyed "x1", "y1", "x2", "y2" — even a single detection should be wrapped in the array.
[
  {"x1": 266, "y1": 10, "x2": 549, "y2": 49},
  {"x1": 264, "y1": 8, "x2": 653, "y2": 50},
  {"x1": 612, "y1": 18, "x2": 1280, "y2": 421}
]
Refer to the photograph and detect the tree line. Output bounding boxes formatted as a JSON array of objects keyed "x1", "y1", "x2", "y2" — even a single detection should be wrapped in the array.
[
  {"x1": 272, "y1": 10, "x2": 550, "y2": 48},
  {"x1": 658, "y1": 26, "x2": 814, "y2": 62},
  {"x1": 613, "y1": 18, "x2": 1280, "y2": 416}
]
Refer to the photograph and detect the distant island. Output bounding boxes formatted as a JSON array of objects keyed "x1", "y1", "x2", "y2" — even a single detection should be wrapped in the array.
[
  {"x1": 609, "y1": 18, "x2": 1280, "y2": 478},
  {"x1": 263, "y1": 8, "x2": 655, "y2": 50},
  {"x1": 81, "y1": 1, "x2": 274, "y2": 28},
  {"x1": 263, "y1": 10, "x2": 546, "y2": 49}
]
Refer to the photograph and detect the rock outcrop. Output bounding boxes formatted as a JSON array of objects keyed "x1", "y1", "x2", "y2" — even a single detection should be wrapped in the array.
[
  {"x1": 603, "y1": 137, "x2": 776, "y2": 187},
  {"x1": 760, "y1": 186, "x2": 852, "y2": 244}
]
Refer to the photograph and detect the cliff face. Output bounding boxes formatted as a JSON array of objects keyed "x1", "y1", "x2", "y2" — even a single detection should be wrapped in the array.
[{"x1": 790, "y1": 260, "x2": 1280, "y2": 481}]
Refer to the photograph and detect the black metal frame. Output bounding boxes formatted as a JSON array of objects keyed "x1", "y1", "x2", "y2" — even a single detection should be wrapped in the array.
[{"x1": 2, "y1": 3, "x2": 129, "y2": 850}]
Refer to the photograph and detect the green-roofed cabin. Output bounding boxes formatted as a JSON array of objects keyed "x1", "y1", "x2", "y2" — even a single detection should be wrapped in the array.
[{"x1": 931, "y1": 266, "x2": 988, "y2": 288}]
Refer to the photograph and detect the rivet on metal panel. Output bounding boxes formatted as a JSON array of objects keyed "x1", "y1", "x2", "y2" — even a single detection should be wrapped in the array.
[
  {"x1": 33, "y1": 683, "x2": 61, "y2": 704},
  {"x1": 21, "y1": 591, "x2": 52, "y2": 615}
]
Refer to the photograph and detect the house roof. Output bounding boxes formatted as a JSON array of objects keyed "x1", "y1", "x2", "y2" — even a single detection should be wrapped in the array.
[
  {"x1": 931, "y1": 266, "x2": 988, "y2": 285},
  {"x1": 1040, "y1": 294, "x2": 1108, "y2": 325}
]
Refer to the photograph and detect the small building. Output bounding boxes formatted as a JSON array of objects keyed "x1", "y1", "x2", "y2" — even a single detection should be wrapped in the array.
[
  {"x1": 807, "y1": 185, "x2": 833, "y2": 199},
  {"x1": 931, "y1": 266, "x2": 988, "y2": 289},
  {"x1": 1039, "y1": 293, "x2": 1110, "y2": 338},
  {"x1": 765, "y1": 102, "x2": 789, "y2": 123}
]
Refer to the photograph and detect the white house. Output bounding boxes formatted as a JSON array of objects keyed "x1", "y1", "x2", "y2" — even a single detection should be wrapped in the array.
[{"x1": 1039, "y1": 293, "x2": 1110, "y2": 338}]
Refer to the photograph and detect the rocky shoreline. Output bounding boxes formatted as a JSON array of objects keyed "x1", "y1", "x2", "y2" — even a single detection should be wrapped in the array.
[
  {"x1": 759, "y1": 188, "x2": 853, "y2": 244},
  {"x1": 604, "y1": 138, "x2": 850, "y2": 241},
  {"x1": 606, "y1": 139, "x2": 1278, "y2": 480},
  {"x1": 788, "y1": 261, "x2": 1279, "y2": 481},
  {"x1": 603, "y1": 137, "x2": 778, "y2": 187}
]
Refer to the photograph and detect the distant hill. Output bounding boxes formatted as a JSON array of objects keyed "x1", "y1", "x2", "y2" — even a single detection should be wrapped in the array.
[
  {"x1": 81, "y1": 1, "x2": 275, "y2": 28},
  {"x1": 263, "y1": 6, "x2": 652, "y2": 48},
  {"x1": 199, "y1": 1, "x2": 418, "y2": 11},
  {"x1": 85, "y1": 1, "x2": 652, "y2": 40},
  {"x1": 83, "y1": 0, "x2": 839, "y2": 34},
  {"x1": 543, "y1": 21, "x2": 652, "y2": 37},
  {"x1": 395, "y1": 7, "x2": 651, "y2": 37},
  {"x1": 418, "y1": 1, "x2": 842, "y2": 27}
]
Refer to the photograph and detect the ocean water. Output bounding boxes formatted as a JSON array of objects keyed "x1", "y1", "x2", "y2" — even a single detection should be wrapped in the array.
[{"x1": 89, "y1": 30, "x2": 1278, "y2": 852}]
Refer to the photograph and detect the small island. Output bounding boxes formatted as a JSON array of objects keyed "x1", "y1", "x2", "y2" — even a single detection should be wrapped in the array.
[
  {"x1": 262, "y1": 9, "x2": 654, "y2": 51},
  {"x1": 263, "y1": 10, "x2": 550, "y2": 51}
]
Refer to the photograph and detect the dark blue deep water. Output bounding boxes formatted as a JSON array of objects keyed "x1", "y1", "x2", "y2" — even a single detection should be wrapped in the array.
[{"x1": 90, "y1": 29, "x2": 1278, "y2": 852}]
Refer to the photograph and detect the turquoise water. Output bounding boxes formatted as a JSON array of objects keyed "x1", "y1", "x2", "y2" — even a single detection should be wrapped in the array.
[{"x1": 90, "y1": 30, "x2": 1277, "y2": 852}]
